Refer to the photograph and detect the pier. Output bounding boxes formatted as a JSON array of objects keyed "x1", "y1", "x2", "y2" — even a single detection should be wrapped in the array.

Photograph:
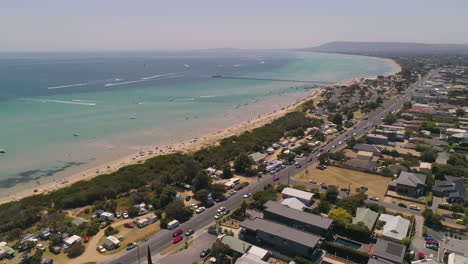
[{"x1": 212, "y1": 75, "x2": 333, "y2": 84}]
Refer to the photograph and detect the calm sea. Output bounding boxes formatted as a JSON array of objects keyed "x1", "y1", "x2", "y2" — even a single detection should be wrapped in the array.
[{"x1": 0, "y1": 50, "x2": 396, "y2": 193}]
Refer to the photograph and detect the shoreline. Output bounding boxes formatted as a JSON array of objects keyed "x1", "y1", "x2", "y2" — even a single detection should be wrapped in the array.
[{"x1": 0, "y1": 56, "x2": 401, "y2": 206}]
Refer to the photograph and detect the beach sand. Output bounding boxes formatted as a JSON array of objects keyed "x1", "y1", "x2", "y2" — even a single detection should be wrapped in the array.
[{"x1": 0, "y1": 58, "x2": 401, "y2": 205}]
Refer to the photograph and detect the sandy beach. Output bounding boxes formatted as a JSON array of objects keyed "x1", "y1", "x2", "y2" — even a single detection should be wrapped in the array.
[{"x1": 0, "y1": 57, "x2": 401, "y2": 205}]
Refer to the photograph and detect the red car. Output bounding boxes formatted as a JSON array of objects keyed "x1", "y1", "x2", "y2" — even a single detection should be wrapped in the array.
[
  {"x1": 124, "y1": 222, "x2": 135, "y2": 228},
  {"x1": 273, "y1": 176, "x2": 279, "y2": 181},
  {"x1": 83, "y1": 236, "x2": 90, "y2": 243},
  {"x1": 172, "y1": 229, "x2": 183, "y2": 237},
  {"x1": 173, "y1": 236, "x2": 183, "y2": 244}
]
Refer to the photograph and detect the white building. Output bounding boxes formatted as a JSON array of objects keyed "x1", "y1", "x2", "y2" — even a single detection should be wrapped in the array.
[
  {"x1": 281, "y1": 187, "x2": 313, "y2": 206},
  {"x1": 378, "y1": 214, "x2": 410, "y2": 241},
  {"x1": 281, "y1": 197, "x2": 306, "y2": 211},
  {"x1": 102, "y1": 236, "x2": 120, "y2": 251},
  {"x1": 63, "y1": 235, "x2": 81, "y2": 248},
  {"x1": 448, "y1": 253, "x2": 468, "y2": 264}
]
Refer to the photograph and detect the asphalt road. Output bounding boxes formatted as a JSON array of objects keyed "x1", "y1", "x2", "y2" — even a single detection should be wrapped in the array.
[{"x1": 107, "y1": 73, "x2": 432, "y2": 264}]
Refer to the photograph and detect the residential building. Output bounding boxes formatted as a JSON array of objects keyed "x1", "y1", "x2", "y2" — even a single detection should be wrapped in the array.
[
  {"x1": 388, "y1": 171, "x2": 427, "y2": 197},
  {"x1": 378, "y1": 214, "x2": 410, "y2": 241},
  {"x1": 249, "y1": 152, "x2": 268, "y2": 163},
  {"x1": 344, "y1": 159, "x2": 378, "y2": 172},
  {"x1": 432, "y1": 176, "x2": 466, "y2": 203},
  {"x1": 352, "y1": 208, "x2": 379, "y2": 231},
  {"x1": 451, "y1": 133, "x2": 468, "y2": 143},
  {"x1": 235, "y1": 246, "x2": 270, "y2": 264},
  {"x1": 63, "y1": 235, "x2": 82, "y2": 249},
  {"x1": 240, "y1": 218, "x2": 322, "y2": 258},
  {"x1": 100, "y1": 212, "x2": 114, "y2": 221},
  {"x1": 102, "y1": 236, "x2": 120, "y2": 251},
  {"x1": 419, "y1": 162, "x2": 432, "y2": 173},
  {"x1": 353, "y1": 144, "x2": 382, "y2": 155},
  {"x1": 281, "y1": 197, "x2": 306, "y2": 211},
  {"x1": 219, "y1": 235, "x2": 252, "y2": 254},
  {"x1": 435, "y1": 152, "x2": 450, "y2": 165},
  {"x1": 387, "y1": 164, "x2": 408, "y2": 176},
  {"x1": 72, "y1": 217, "x2": 89, "y2": 227},
  {"x1": 263, "y1": 201, "x2": 332, "y2": 237},
  {"x1": 371, "y1": 239, "x2": 406, "y2": 264},
  {"x1": 0, "y1": 242, "x2": 15, "y2": 260},
  {"x1": 448, "y1": 253, "x2": 468, "y2": 264},
  {"x1": 281, "y1": 187, "x2": 314, "y2": 206},
  {"x1": 357, "y1": 151, "x2": 374, "y2": 160},
  {"x1": 367, "y1": 134, "x2": 389, "y2": 145}
]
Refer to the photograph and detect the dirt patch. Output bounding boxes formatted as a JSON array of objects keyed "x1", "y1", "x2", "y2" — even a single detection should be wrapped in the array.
[{"x1": 294, "y1": 166, "x2": 391, "y2": 199}]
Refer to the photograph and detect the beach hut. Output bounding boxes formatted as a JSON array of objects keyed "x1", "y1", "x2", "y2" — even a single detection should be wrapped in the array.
[{"x1": 102, "y1": 236, "x2": 120, "y2": 251}]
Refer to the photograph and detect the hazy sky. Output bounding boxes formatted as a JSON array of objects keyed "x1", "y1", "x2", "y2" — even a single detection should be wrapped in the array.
[{"x1": 1, "y1": 0, "x2": 467, "y2": 52}]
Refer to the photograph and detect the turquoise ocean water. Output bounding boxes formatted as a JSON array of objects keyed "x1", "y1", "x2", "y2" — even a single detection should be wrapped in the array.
[{"x1": 0, "y1": 51, "x2": 396, "y2": 195}]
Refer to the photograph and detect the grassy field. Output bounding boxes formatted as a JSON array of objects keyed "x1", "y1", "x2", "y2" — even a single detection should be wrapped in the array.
[{"x1": 294, "y1": 166, "x2": 392, "y2": 199}]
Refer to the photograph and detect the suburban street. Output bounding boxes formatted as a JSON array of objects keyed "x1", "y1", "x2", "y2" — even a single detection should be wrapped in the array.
[{"x1": 107, "y1": 73, "x2": 431, "y2": 264}]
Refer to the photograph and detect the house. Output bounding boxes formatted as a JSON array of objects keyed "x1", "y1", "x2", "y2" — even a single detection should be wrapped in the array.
[
  {"x1": 240, "y1": 218, "x2": 323, "y2": 259},
  {"x1": 344, "y1": 159, "x2": 378, "y2": 172},
  {"x1": 451, "y1": 133, "x2": 468, "y2": 143},
  {"x1": 388, "y1": 171, "x2": 427, "y2": 197},
  {"x1": 378, "y1": 214, "x2": 410, "y2": 241},
  {"x1": 357, "y1": 151, "x2": 374, "y2": 160},
  {"x1": 281, "y1": 187, "x2": 314, "y2": 206},
  {"x1": 249, "y1": 152, "x2": 268, "y2": 163},
  {"x1": 352, "y1": 208, "x2": 379, "y2": 231},
  {"x1": 446, "y1": 128, "x2": 467, "y2": 135},
  {"x1": 40, "y1": 258, "x2": 53, "y2": 264},
  {"x1": 235, "y1": 246, "x2": 270, "y2": 264},
  {"x1": 263, "y1": 201, "x2": 332, "y2": 237},
  {"x1": 72, "y1": 217, "x2": 89, "y2": 227},
  {"x1": 100, "y1": 212, "x2": 114, "y2": 221},
  {"x1": 435, "y1": 152, "x2": 450, "y2": 165},
  {"x1": 219, "y1": 235, "x2": 252, "y2": 254},
  {"x1": 371, "y1": 238, "x2": 406, "y2": 264},
  {"x1": 432, "y1": 176, "x2": 466, "y2": 203},
  {"x1": 281, "y1": 198, "x2": 306, "y2": 211},
  {"x1": 38, "y1": 228, "x2": 52, "y2": 240},
  {"x1": 147, "y1": 214, "x2": 158, "y2": 224},
  {"x1": 63, "y1": 235, "x2": 82, "y2": 249},
  {"x1": 448, "y1": 253, "x2": 468, "y2": 264},
  {"x1": 0, "y1": 242, "x2": 15, "y2": 260},
  {"x1": 102, "y1": 236, "x2": 120, "y2": 251},
  {"x1": 387, "y1": 164, "x2": 408, "y2": 176},
  {"x1": 367, "y1": 134, "x2": 389, "y2": 145},
  {"x1": 419, "y1": 162, "x2": 432, "y2": 173}
]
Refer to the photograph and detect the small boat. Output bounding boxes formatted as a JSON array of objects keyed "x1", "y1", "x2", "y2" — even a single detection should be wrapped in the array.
[
  {"x1": 0, "y1": 149, "x2": 5, "y2": 153},
  {"x1": 130, "y1": 117, "x2": 136, "y2": 120},
  {"x1": 73, "y1": 133, "x2": 79, "y2": 137}
]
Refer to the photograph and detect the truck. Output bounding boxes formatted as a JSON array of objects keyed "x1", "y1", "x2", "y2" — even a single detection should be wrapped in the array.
[{"x1": 167, "y1": 220, "x2": 180, "y2": 230}]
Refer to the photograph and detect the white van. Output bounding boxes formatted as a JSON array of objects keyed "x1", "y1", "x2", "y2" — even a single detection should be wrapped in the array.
[{"x1": 167, "y1": 220, "x2": 180, "y2": 230}]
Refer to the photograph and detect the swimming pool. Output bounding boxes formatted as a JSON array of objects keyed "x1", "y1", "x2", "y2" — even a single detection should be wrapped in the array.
[{"x1": 335, "y1": 238, "x2": 362, "y2": 249}]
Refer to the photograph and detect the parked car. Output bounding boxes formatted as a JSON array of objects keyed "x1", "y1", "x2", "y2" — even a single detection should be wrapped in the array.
[
  {"x1": 185, "y1": 195, "x2": 191, "y2": 201},
  {"x1": 172, "y1": 229, "x2": 183, "y2": 237},
  {"x1": 398, "y1": 203, "x2": 407, "y2": 208},
  {"x1": 321, "y1": 183, "x2": 328, "y2": 189},
  {"x1": 200, "y1": 248, "x2": 211, "y2": 258},
  {"x1": 124, "y1": 222, "x2": 135, "y2": 228},
  {"x1": 369, "y1": 196, "x2": 379, "y2": 201},
  {"x1": 126, "y1": 242, "x2": 137, "y2": 250},
  {"x1": 425, "y1": 244, "x2": 439, "y2": 251},
  {"x1": 229, "y1": 190, "x2": 236, "y2": 195},
  {"x1": 214, "y1": 214, "x2": 222, "y2": 220},
  {"x1": 243, "y1": 193, "x2": 251, "y2": 199},
  {"x1": 97, "y1": 246, "x2": 107, "y2": 253},
  {"x1": 196, "y1": 207, "x2": 206, "y2": 214},
  {"x1": 456, "y1": 219, "x2": 464, "y2": 225},
  {"x1": 185, "y1": 229, "x2": 194, "y2": 236},
  {"x1": 36, "y1": 244, "x2": 45, "y2": 251},
  {"x1": 173, "y1": 236, "x2": 183, "y2": 244},
  {"x1": 83, "y1": 236, "x2": 90, "y2": 243},
  {"x1": 424, "y1": 236, "x2": 434, "y2": 241},
  {"x1": 409, "y1": 205, "x2": 421, "y2": 211},
  {"x1": 309, "y1": 179, "x2": 317, "y2": 184},
  {"x1": 340, "y1": 187, "x2": 350, "y2": 192},
  {"x1": 122, "y1": 212, "x2": 129, "y2": 219},
  {"x1": 100, "y1": 221, "x2": 110, "y2": 229},
  {"x1": 273, "y1": 176, "x2": 279, "y2": 181},
  {"x1": 295, "y1": 163, "x2": 302, "y2": 168}
]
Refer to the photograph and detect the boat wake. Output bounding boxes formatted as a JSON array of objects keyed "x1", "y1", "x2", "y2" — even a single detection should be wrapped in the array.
[
  {"x1": 47, "y1": 83, "x2": 88, "y2": 89},
  {"x1": 21, "y1": 98, "x2": 97, "y2": 106},
  {"x1": 199, "y1": 95, "x2": 217, "y2": 98},
  {"x1": 105, "y1": 72, "x2": 182, "y2": 86}
]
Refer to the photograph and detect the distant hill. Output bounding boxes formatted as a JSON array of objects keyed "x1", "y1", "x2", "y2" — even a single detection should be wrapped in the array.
[{"x1": 303, "y1": 41, "x2": 468, "y2": 55}]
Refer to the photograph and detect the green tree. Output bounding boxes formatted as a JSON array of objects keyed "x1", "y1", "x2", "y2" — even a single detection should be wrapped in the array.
[
  {"x1": 401, "y1": 237, "x2": 412, "y2": 247},
  {"x1": 222, "y1": 164, "x2": 233, "y2": 179},
  {"x1": 194, "y1": 189, "x2": 209, "y2": 202},
  {"x1": 160, "y1": 185, "x2": 177, "y2": 208},
  {"x1": 67, "y1": 242, "x2": 85, "y2": 258},
  {"x1": 336, "y1": 197, "x2": 360, "y2": 215},
  {"x1": 192, "y1": 173, "x2": 211, "y2": 192},
  {"x1": 456, "y1": 108, "x2": 466, "y2": 117},
  {"x1": 325, "y1": 187, "x2": 339, "y2": 203},
  {"x1": 383, "y1": 114, "x2": 397, "y2": 125},
  {"x1": 318, "y1": 200, "x2": 331, "y2": 213},
  {"x1": 234, "y1": 153, "x2": 254, "y2": 174},
  {"x1": 104, "y1": 226, "x2": 118, "y2": 236},
  {"x1": 421, "y1": 148, "x2": 437, "y2": 162},
  {"x1": 329, "y1": 208, "x2": 352, "y2": 225},
  {"x1": 7, "y1": 228, "x2": 22, "y2": 242},
  {"x1": 165, "y1": 200, "x2": 193, "y2": 222}
]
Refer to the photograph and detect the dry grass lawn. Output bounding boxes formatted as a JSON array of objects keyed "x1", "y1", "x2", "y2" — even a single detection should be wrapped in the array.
[{"x1": 294, "y1": 166, "x2": 391, "y2": 199}]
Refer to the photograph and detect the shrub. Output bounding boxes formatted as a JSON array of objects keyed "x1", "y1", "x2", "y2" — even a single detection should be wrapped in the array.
[
  {"x1": 67, "y1": 243, "x2": 85, "y2": 258},
  {"x1": 323, "y1": 242, "x2": 370, "y2": 264},
  {"x1": 104, "y1": 226, "x2": 118, "y2": 236}
]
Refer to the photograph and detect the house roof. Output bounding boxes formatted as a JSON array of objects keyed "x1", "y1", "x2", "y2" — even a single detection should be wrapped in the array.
[
  {"x1": 436, "y1": 152, "x2": 450, "y2": 165},
  {"x1": 249, "y1": 152, "x2": 268, "y2": 163},
  {"x1": 378, "y1": 214, "x2": 410, "y2": 241},
  {"x1": 246, "y1": 245, "x2": 269, "y2": 259},
  {"x1": 373, "y1": 239, "x2": 406, "y2": 263},
  {"x1": 281, "y1": 187, "x2": 313, "y2": 201},
  {"x1": 72, "y1": 217, "x2": 88, "y2": 226},
  {"x1": 235, "y1": 253, "x2": 269, "y2": 264},
  {"x1": 281, "y1": 198, "x2": 306, "y2": 211},
  {"x1": 103, "y1": 236, "x2": 120, "y2": 245},
  {"x1": 220, "y1": 236, "x2": 252, "y2": 254},
  {"x1": 352, "y1": 208, "x2": 379, "y2": 230},
  {"x1": 395, "y1": 171, "x2": 427, "y2": 188},
  {"x1": 357, "y1": 151, "x2": 374, "y2": 157},
  {"x1": 264, "y1": 201, "x2": 332, "y2": 229},
  {"x1": 387, "y1": 164, "x2": 408, "y2": 174},
  {"x1": 353, "y1": 144, "x2": 382, "y2": 154},
  {"x1": 432, "y1": 176, "x2": 466, "y2": 200},
  {"x1": 240, "y1": 218, "x2": 321, "y2": 248},
  {"x1": 344, "y1": 159, "x2": 377, "y2": 171},
  {"x1": 64, "y1": 235, "x2": 81, "y2": 245}
]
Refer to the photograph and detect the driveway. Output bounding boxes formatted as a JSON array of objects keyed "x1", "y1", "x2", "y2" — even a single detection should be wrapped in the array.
[{"x1": 156, "y1": 231, "x2": 217, "y2": 264}]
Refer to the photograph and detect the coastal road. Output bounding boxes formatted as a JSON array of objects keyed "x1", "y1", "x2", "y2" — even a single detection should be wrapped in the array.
[{"x1": 107, "y1": 72, "x2": 431, "y2": 264}]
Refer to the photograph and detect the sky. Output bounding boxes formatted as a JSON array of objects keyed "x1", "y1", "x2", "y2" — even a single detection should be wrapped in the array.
[{"x1": 1, "y1": 0, "x2": 468, "y2": 52}]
